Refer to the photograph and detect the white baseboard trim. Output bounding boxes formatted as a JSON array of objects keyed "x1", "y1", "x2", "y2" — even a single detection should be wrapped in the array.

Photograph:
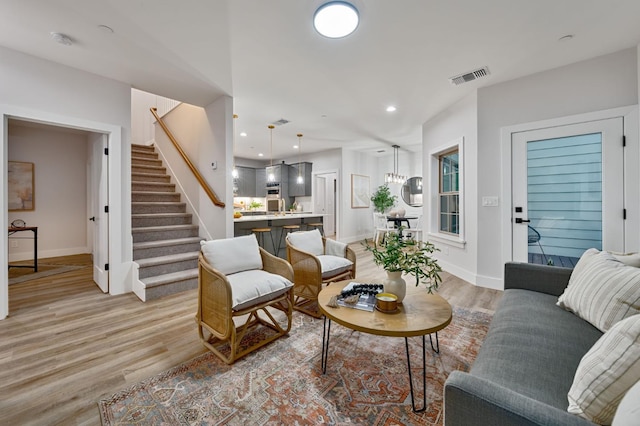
[
  {"x1": 131, "y1": 262, "x2": 146, "y2": 301},
  {"x1": 8, "y1": 247, "x2": 90, "y2": 263},
  {"x1": 436, "y1": 259, "x2": 504, "y2": 291},
  {"x1": 475, "y1": 274, "x2": 504, "y2": 291}
]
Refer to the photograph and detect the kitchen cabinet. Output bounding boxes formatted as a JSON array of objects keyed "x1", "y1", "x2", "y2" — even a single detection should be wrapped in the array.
[
  {"x1": 288, "y1": 162, "x2": 312, "y2": 196},
  {"x1": 255, "y1": 168, "x2": 266, "y2": 197},
  {"x1": 233, "y1": 166, "x2": 256, "y2": 197},
  {"x1": 265, "y1": 163, "x2": 289, "y2": 185}
]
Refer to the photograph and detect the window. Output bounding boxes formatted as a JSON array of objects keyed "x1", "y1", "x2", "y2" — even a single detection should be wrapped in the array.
[{"x1": 439, "y1": 150, "x2": 459, "y2": 235}]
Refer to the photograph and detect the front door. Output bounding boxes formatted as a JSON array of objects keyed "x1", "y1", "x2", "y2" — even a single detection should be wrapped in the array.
[{"x1": 512, "y1": 118, "x2": 624, "y2": 265}]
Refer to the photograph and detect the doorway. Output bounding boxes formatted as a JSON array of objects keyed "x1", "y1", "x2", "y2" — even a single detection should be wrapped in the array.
[
  {"x1": 511, "y1": 117, "x2": 625, "y2": 265},
  {"x1": 313, "y1": 171, "x2": 337, "y2": 237}
]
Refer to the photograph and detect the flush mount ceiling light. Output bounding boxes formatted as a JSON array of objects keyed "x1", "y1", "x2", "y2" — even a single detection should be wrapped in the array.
[
  {"x1": 314, "y1": 2, "x2": 359, "y2": 38},
  {"x1": 50, "y1": 32, "x2": 73, "y2": 46}
]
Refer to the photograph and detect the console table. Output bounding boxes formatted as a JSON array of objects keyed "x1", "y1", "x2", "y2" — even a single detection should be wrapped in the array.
[{"x1": 8, "y1": 226, "x2": 38, "y2": 272}]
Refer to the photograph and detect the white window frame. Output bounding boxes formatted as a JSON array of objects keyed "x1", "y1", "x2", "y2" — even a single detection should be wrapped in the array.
[{"x1": 428, "y1": 137, "x2": 466, "y2": 248}]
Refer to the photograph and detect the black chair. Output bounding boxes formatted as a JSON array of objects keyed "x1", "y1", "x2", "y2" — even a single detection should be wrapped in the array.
[{"x1": 528, "y1": 225, "x2": 550, "y2": 265}]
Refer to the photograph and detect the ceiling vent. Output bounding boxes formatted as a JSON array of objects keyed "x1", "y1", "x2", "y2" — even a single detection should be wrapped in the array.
[
  {"x1": 449, "y1": 66, "x2": 490, "y2": 86},
  {"x1": 271, "y1": 118, "x2": 290, "y2": 126}
]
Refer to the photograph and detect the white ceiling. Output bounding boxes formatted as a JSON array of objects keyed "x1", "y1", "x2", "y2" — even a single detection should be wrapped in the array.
[{"x1": 2, "y1": 0, "x2": 640, "y2": 160}]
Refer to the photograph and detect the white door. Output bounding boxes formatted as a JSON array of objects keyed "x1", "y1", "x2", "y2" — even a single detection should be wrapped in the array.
[
  {"x1": 89, "y1": 133, "x2": 109, "y2": 292},
  {"x1": 314, "y1": 173, "x2": 337, "y2": 237},
  {"x1": 512, "y1": 118, "x2": 624, "y2": 265}
]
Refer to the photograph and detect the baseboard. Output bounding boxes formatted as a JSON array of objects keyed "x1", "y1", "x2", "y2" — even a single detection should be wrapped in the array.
[
  {"x1": 475, "y1": 274, "x2": 504, "y2": 290},
  {"x1": 436, "y1": 259, "x2": 504, "y2": 291},
  {"x1": 131, "y1": 262, "x2": 146, "y2": 302},
  {"x1": 8, "y1": 246, "x2": 90, "y2": 263}
]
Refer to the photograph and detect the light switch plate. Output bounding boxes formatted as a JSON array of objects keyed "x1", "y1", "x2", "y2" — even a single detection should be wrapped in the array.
[
  {"x1": 211, "y1": 161, "x2": 217, "y2": 170},
  {"x1": 482, "y1": 196, "x2": 499, "y2": 207}
]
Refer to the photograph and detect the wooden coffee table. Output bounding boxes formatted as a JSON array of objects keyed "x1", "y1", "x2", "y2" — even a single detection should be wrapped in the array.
[{"x1": 318, "y1": 279, "x2": 453, "y2": 412}]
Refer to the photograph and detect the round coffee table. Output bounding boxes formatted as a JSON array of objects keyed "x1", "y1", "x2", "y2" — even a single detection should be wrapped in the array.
[{"x1": 318, "y1": 279, "x2": 452, "y2": 412}]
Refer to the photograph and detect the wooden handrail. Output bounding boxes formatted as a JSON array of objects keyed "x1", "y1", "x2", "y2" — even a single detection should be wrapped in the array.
[{"x1": 150, "y1": 107, "x2": 225, "y2": 208}]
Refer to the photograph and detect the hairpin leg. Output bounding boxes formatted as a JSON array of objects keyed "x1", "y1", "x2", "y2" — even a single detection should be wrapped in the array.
[{"x1": 405, "y1": 335, "x2": 426, "y2": 412}]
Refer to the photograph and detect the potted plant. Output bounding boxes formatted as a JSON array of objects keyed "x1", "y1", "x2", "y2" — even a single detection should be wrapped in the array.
[
  {"x1": 248, "y1": 200, "x2": 263, "y2": 211},
  {"x1": 364, "y1": 231, "x2": 442, "y2": 301},
  {"x1": 370, "y1": 184, "x2": 397, "y2": 213}
]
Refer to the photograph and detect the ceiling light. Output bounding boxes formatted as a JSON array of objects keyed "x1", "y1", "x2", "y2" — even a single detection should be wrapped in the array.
[
  {"x1": 293, "y1": 145, "x2": 299, "y2": 149},
  {"x1": 50, "y1": 32, "x2": 73, "y2": 46},
  {"x1": 386, "y1": 106, "x2": 397, "y2": 112},
  {"x1": 313, "y1": 2, "x2": 359, "y2": 38},
  {"x1": 258, "y1": 153, "x2": 264, "y2": 157},
  {"x1": 384, "y1": 145, "x2": 407, "y2": 184},
  {"x1": 296, "y1": 133, "x2": 304, "y2": 184},
  {"x1": 268, "y1": 125, "x2": 275, "y2": 182},
  {"x1": 240, "y1": 132, "x2": 247, "y2": 137}
]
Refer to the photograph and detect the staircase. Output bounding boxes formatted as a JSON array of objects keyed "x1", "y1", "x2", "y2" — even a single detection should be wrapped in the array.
[{"x1": 131, "y1": 144, "x2": 201, "y2": 301}]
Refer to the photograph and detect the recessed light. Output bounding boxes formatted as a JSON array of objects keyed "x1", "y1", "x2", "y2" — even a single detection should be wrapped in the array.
[
  {"x1": 386, "y1": 106, "x2": 397, "y2": 112},
  {"x1": 240, "y1": 132, "x2": 247, "y2": 137},
  {"x1": 258, "y1": 153, "x2": 264, "y2": 157},
  {"x1": 50, "y1": 32, "x2": 73, "y2": 46},
  {"x1": 313, "y1": 2, "x2": 359, "y2": 39},
  {"x1": 293, "y1": 145, "x2": 299, "y2": 149}
]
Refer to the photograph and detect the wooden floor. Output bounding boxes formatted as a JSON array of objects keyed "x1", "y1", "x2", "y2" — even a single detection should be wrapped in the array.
[{"x1": 0, "y1": 245, "x2": 502, "y2": 425}]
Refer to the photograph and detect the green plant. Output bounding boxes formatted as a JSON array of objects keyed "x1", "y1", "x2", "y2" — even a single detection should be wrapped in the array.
[
  {"x1": 248, "y1": 201, "x2": 263, "y2": 210},
  {"x1": 370, "y1": 184, "x2": 397, "y2": 213},
  {"x1": 364, "y1": 231, "x2": 443, "y2": 293}
]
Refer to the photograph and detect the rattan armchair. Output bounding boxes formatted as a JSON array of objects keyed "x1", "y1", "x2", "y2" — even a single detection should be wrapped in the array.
[
  {"x1": 197, "y1": 235, "x2": 294, "y2": 364},
  {"x1": 286, "y1": 230, "x2": 356, "y2": 318}
]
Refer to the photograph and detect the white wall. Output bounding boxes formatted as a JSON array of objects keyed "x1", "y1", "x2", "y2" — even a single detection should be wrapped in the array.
[
  {"x1": 341, "y1": 148, "x2": 379, "y2": 243},
  {"x1": 422, "y1": 91, "x2": 479, "y2": 285},
  {"x1": 153, "y1": 98, "x2": 232, "y2": 241},
  {"x1": 477, "y1": 47, "x2": 638, "y2": 284},
  {"x1": 1, "y1": 46, "x2": 132, "y2": 319},
  {"x1": 131, "y1": 88, "x2": 181, "y2": 145},
  {"x1": 8, "y1": 124, "x2": 89, "y2": 261}
]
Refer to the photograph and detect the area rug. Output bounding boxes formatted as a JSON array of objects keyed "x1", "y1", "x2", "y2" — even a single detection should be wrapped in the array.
[
  {"x1": 8, "y1": 264, "x2": 86, "y2": 285},
  {"x1": 99, "y1": 306, "x2": 492, "y2": 425}
]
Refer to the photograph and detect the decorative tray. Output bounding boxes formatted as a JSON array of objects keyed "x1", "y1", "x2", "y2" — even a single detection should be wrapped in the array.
[{"x1": 336, "y1": 282, "x2": 384, "y2": 312}]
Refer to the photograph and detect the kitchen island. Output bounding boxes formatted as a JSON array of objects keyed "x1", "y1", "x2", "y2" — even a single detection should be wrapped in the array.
[{"x1": 234, "y1": 212, "x2": 324, "y2": 258}]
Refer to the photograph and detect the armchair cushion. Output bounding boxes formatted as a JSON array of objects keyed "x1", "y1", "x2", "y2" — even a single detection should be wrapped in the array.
[
  {"x1": 227, "y1": 269, "x2": 293, "y2": 311},
  {"x1": 200, "y1": 234, "x2": 263, "y2": 275},
  {"x1": 325, "y1": 239, "x2": 347, "y2": 257},
  {"x1": 287, "y1": 229, "x2": 324, "y2": 256},
  {"x1": 317, "y1": 255, "x2": 353, "y2": 279}
]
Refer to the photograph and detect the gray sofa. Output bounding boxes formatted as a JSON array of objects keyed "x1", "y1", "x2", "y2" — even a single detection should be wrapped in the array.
[{"x1": 444, "y1": 262, "x2": 602, "y2": 426}]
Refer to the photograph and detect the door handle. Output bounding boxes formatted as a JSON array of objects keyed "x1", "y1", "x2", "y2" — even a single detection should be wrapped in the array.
[
  {"x1": 515, "y1": 218, "x2": 531, "y2": 224},
  {"x1": 89, "y1": 216, "x2": 96, "y2": 222}
]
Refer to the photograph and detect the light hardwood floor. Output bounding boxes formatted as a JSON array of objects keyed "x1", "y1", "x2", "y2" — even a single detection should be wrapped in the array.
[{"x1": 0, "y1": 245, "x2": 502, "y2": 425}]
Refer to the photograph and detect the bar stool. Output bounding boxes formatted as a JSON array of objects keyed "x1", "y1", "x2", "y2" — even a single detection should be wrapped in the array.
[
  {"x1": 277, "y1": 224, "x2": 301, "y2": 254},
  {"x1": 251, "y1": 227, "x2": 275, "y2": 255},
  {"x1": 306, "y1": 222, "x2": 324, "y2": 236}
]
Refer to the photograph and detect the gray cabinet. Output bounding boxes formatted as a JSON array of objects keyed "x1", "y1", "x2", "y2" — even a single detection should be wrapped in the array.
[
  {"x1": 233, "y1": 166, "x2": 256, "y2": 197},
  {"x1": 288, "y1": 162, "x2": 312, "y2": 196},
  {"x1": 265, "y1": 163, "x2": 289, "y2": 185},
  {"x1": 255, "y1": 168, "x2": 266, "y2": 197}
]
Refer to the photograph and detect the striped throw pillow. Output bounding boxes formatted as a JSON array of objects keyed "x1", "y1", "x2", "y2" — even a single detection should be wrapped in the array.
[
  {"x1": 568, "y1": 314, "x2": 640, "y2": 425},
  {"x1": 557, "y1": 248, "x2": 640, "y2": 332}
]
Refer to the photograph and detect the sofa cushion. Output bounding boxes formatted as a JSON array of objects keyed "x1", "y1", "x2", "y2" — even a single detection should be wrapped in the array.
[
  {"x1": 568, "y1": 314, "x2": 640, "y2": 425},
  {"x1": 612, "y1": 378, "x2": 640, "y2": 426},
  {"x1": 609, "y1": 251, "x2": 640, "y2": 268},
  {"x1": 317, "y1": 255, "x2": 353, "y2": 279},
  {"x1": 287, "y1": 229, "x2": 324, "y2": 256},
  {"x1": 557, "y1": 248, "x2": 640, "y2": 332},
  {"x1": 471, "y1": 289, "x2": 602, "y2": 411},
  {"x1": 227, "y1": 269, "x2": 293, "y2": 311},
  {"x1": 200, "y1": 235, "x2": 263, "y2": 276}
]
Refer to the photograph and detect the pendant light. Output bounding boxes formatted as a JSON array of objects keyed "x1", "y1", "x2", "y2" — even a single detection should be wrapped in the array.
[
  {"x1": 231, "y1": 114, "x2": 239, "y2": 179},
  {"x1": 384, "y1": 145, "x2": 407, "y2": 184},
  {"x1": 296, "y1": 133, "x2": 304, "y2": 184},
  {"x1": 267, "y1": 125, "x2": 275, "y2": 182}
]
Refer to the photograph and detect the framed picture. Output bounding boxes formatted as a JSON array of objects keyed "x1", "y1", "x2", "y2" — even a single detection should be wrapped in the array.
[
  {"x1": 351, "y1": 174, "x2": 370, "y2": 208},
  {"x1": 8, "y1": 161, "x2": 35, "y2": 211}
]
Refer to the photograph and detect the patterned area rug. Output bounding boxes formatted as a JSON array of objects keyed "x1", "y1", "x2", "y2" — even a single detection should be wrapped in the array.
[{"x1": 99, "y1": 307, "x2": 492, "y2": 425}]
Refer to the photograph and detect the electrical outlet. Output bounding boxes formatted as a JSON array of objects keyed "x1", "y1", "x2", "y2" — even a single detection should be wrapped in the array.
[
  {"x1": 10, "y1": 240, "x2": 18, "y2": 248},
  {"x1": 211, "y1": 161, "x2": 217, "y2": 170}
]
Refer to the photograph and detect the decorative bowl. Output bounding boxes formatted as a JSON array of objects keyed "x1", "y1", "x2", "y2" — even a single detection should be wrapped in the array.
[{"x1": 375, "y1": 292, "x2": 398, "y2": 312}]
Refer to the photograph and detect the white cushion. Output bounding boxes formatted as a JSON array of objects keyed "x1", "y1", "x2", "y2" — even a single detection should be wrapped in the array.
[
  {"x1": 612, "y1": 379, "x2": 640, "y2": 426},
  {"x1": 609, "y1": 251, "x2": 640, "y2": 268},
  {"x1": 227, "y1": 269, "x2": 292, "y2": 311},
  {"x1": 318, "y1": 255, "x2": 353, "y2": 279},
  {"x1": 568, "y1": 314, "x2": 640, "y2": 425},
  {"x1": 200, "y1": 234, "x2": 263, "y2": 276},
  {"x1": 557, "y1": 248, "x2": 640, "y2": 332},
  {"x1": 287, "y1": 229, "x2": 324, "y2": 256},
  {"x1": 325, "y1": 239, "x2": 347, "y2": 257}
]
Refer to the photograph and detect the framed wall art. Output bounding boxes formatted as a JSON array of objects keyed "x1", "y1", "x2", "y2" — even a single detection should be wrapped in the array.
[
  {"x1": 8, "y1": 161, "x2": 35, "y2": 211},
  {"x1": 351, "y1": 174, "x2": 370, "y2": 209}
]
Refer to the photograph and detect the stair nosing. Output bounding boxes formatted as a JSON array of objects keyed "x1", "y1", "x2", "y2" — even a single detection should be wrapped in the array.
[
  {"x1": 136, "y1": 252, "x2": 199, "y2": 266},
  {"x1": 132, "y1": 224, "x2": 199, "y2": 233},
  {"x1": 140, "y1": 269, "x2": 199, "y2": 287},
  {"x1": 133, "y1": 237, "x2": 202, "y2": 249}
]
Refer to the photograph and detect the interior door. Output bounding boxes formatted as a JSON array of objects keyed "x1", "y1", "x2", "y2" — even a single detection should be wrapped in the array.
[
  {"x1": 89, "y1": 133, "x2": 109, "y2": 292},
  {"x1": 512, "y1": 118, "x2": 624, "y2": 265}
]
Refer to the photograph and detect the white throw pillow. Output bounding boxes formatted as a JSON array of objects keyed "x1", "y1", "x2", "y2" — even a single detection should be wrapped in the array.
[
  {"x1": 609, "y1": 251, "x2": 640, "y2": 268},
  {"x1": 557, "y1": 248, "x2": 640, "y2": 332},
  {"x1": 200, "y1": 234, "x2": 263, "y2": 275},
  {"x1": 612, "y1": 378, "x2": 640, "y2": 426},
  {"x1": 226, "y1": 269, "x2": 292, "y2": 311},
  {"x1": 287, "y1": 229, "x2": 324, "y2": 256},
  {"x1": 568, "y1": 314, "x2": 640, "y2": 425}
]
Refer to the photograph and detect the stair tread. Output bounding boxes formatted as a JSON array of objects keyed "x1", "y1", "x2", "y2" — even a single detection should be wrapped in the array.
[
  {"x1": 140, "y1": 269, "x2": 199, "y2": 287},
  {"x1": 132, "y1": 191, "x2": 179, "y2": 195},
  {"x1": 132, "y1": 201, "x2": 185, "y2": 205},
  {"x1": 132, "y1": 224, "x2": 197, "y2": 232},
  {"x1": 132, "y1": 213, "x2": 191, "y2": 218},
  {"x1": 133, "y1": 237, "x2": 202, "y2": 249},
  {"x1": 131, "y1": 181, "x2": 174, "y2": 186},
  {"x1": 136, "y1": 251, "x2": 199, "y2": 266}
]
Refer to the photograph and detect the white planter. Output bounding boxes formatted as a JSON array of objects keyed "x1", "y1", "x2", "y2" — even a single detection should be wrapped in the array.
[{"x1": 383, "y1": 270, "x2": 406, "y2": 303}]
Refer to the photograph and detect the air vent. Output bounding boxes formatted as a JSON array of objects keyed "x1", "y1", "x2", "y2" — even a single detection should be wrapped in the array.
[
  {"x1": 271, "y1": 118, "x2": 290, "y2": 126},
  {"x1": 449, "y1": 66, "x2": 490, "y2": 86}
]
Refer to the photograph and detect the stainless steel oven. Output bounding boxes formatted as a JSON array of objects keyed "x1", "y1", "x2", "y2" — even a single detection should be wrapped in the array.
[{"x1": 266, "y1": 198, "x2": 284, "y2": 212}]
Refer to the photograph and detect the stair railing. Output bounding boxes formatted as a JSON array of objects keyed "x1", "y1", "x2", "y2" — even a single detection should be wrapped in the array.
[{"x1": 150, "y1": 107, "x2": 225, "y2": 208}]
